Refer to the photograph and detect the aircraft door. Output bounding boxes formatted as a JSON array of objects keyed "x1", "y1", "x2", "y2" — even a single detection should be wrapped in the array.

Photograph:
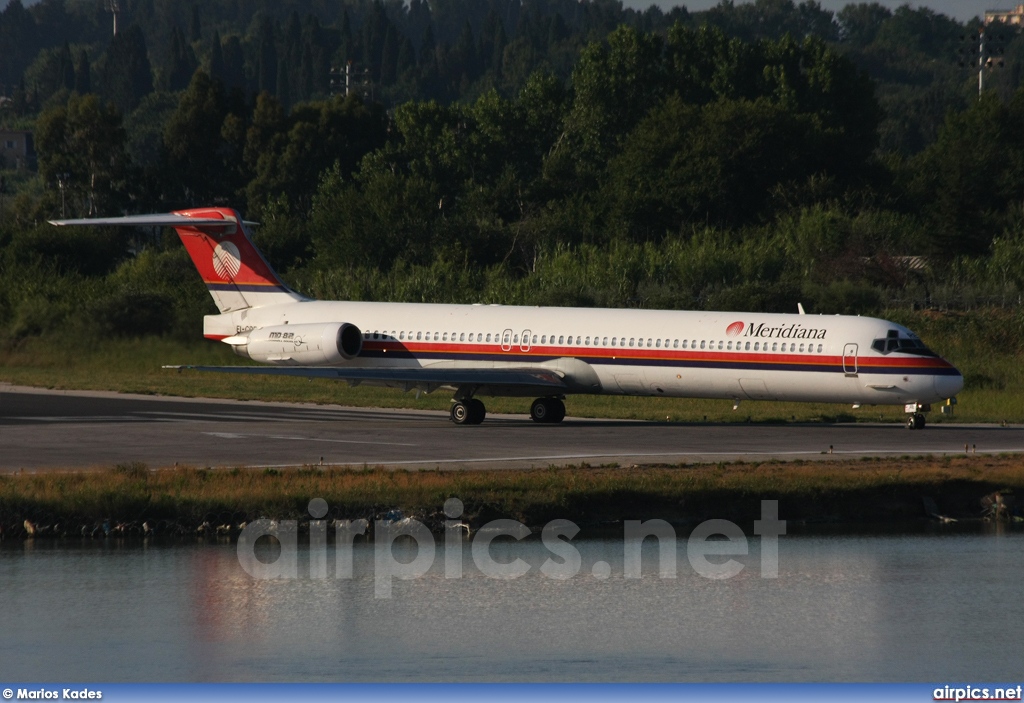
[
  {"x1": 501, "y1": 329, "x2": 513, "y2": 352},
  {"x1": 520, "y1": 329, "x2": 532, "y2": 352},
  {"x1": 843, "y1": 343, "x2": 858, "y2": 376}
]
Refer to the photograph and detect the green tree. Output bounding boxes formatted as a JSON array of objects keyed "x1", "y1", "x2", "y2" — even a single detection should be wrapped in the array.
[
  {"x1": 74, "y1": 49, "x2": 91, "y2": 94},
  {"x1": 35, "y1": 93, "x2": 131, "y2": 216},
  {"x1": 162, "y1": 71, "x2": 240, "y2": 203},
  {"x1": 101, "y1": 24, "x2": 154, "y2": 114},
  {"x1": 607, "y1": 95, "x2": 820, "y2": 237},
  {"x1": 911, "y1": 91, "x2": 1024, "y2": 257},
  {"x1": 165, "y1": 25, "x2": 198, "y2": 92}
]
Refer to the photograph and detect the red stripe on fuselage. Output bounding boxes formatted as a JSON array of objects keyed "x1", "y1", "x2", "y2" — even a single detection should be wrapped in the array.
[{"x1": 358, "y1": 341, "x2": 955, "y2": 370}]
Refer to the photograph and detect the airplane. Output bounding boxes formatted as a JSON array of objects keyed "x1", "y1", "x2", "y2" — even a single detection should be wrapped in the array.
[{"x1": 50, "y1": 207, "x2": 963, "y2": 429}]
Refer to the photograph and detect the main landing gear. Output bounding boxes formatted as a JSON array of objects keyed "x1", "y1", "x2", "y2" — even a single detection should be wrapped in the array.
[
  {"x1": 906, "y1": 413, "x2": 926, "y2": 430},
  {"x1": 530, "y1": 397, "x2": 565, "y2": 424},
  {"x1": 450, "y1": 398, "x2": 486, "y2": 425},
  {"x1": 448, "y1": 396, "x2": 566, "y2": 425}
]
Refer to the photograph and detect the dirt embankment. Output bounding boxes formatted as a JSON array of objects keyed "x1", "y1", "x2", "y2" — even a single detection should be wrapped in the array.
[{"x1": 1, "y1": 456, "x2": 1022, "y2": 539}]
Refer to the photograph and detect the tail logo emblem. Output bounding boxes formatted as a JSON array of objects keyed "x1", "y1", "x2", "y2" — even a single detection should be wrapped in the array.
[{"x1": 212, "y1": 242, "x2": 242, "y2": 280}]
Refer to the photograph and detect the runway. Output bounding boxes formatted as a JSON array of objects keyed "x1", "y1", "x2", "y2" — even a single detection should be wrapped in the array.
[{"x1": 2, "y1": 384, "x2": 1022, "y2": 471}]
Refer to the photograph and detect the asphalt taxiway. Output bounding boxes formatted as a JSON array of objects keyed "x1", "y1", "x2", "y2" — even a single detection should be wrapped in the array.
[{"x1": 2, "y1": 384, "x2": 1022, "y2": 471}]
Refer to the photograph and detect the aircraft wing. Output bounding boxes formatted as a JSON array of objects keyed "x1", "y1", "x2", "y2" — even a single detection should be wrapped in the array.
[{"x1": 163, "y1": 364, "x2": 568, "y2": 395}]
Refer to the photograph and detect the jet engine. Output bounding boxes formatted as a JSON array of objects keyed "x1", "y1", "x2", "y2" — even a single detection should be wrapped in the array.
[{"x1": 231, "y1": 322, "x2": 362, "y2": 365}]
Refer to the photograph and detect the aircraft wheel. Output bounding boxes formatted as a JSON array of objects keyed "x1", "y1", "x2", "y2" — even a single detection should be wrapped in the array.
[
  {"x1": 530, "y1": 398, "x2": 552, "y2": 423},
  {"x1": 450, "y1": 401, "x2": 471, "y2": 425},
  {"x1": 906, "y1": 413, "x2": 926, "y2": 430},
  {"x1": 531, "y1": 398, "x2": 566, "y2": 424},
  {"x1": 467, "y1": 399, "x2": 486, "y2": 425},
  {"x1": 549, "y1": 398, "x2": 566, "y2": 423}
]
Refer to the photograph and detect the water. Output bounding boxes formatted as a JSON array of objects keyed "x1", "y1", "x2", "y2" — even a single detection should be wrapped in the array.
[{"x1": 1, "y1": 528, "x2": 1022, "y2": 682}]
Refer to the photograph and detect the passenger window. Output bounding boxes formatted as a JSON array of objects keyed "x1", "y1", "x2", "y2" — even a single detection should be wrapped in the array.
[
  {"x1": 513, "y1": 335, "x2": 519, "y2": 344},
  {"x1": 744, "y1": 342, "x2": 750, "y2": 351},
  {"x1": 415, "y1": 332, "x2": 421, "y2": 340},
  {"x1": 771, "y1": 342, "x2": 777, "y2": 351},
  {"x1": 585, "y1": 336, "x2": 591, "y2": 345},
  {"x1": 558, "y1": 336, "x2": 564, "y2": 344},
  {"x1": 399, "y1": 332, "x2": 405, "y2": 340},
  {"x1": 673, "y1": 340, "x2": 678, "y2": 348},
  {"x1": 655, "y1": 339, "x2": 661, "y2": 348},
  {"x1": 629, "y1": 338, "x2": 635, "y2": 347},
  {"x1": 532, "y1": 335, "x2": 537, "y2": 344},
  {"x1": 486, "y1": 333, "x2": 491, "y2": 342},
  {"x1": 682, "y1": 340, "x2": 688, "y2": 349},
  {"x1": 717, "y1": 341, "x2": 723, "y2": 350},
  {"x1": 727, "y1": 341, "x2": 733, "y2": 350},
  {"x1": 442, "y1": 333, "x2": 448, "y2": 341},
  {"x1": 700, "y1": 341, "x2": 706, "y2": 350},
  {"x1": 753, "y1": 342, "x2": 758, "y2": 351},
  {"x1": 817, "y1": 344, "x2": 823, "y2": 353},
  {"x1": 799, "y1": 343, "x2": 805, "y2": 352},
  {"x1": 458, "y1": 333, "x2": 463, "y2": 342},
  {"x1": 540, "y1": 335, "x2": 546, "y2": 344}
]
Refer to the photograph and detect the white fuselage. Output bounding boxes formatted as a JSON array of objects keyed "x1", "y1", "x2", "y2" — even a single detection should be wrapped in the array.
[{"x1": 204, "y1": 300, "x2": 963, "y2": 406}]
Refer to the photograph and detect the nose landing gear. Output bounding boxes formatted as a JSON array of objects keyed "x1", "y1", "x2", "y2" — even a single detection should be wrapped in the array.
[{"x1": 904, "y1": 403, "x2": 930, "y2": 430}]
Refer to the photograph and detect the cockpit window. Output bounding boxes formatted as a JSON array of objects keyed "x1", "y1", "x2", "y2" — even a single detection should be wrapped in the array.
[{"x1": 871, "y1": 330, "x2": 937, "y2": 357}]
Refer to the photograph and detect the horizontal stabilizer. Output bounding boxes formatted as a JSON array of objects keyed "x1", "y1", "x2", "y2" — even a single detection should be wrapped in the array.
[{"x1": 49, "y1": 214, "x2": 259, "y2": 228}]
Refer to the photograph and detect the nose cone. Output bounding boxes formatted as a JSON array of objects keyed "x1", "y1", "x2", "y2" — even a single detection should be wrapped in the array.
[{"x1": 934, "y1": 368, "x2": 964, "y2": 399}]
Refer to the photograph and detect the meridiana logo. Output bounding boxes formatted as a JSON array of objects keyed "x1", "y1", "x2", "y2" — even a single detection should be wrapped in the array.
[
  {"x1": 726, "y1": 321, "x2": 744, "y2": 337},
  {"x1": 212, "y1": 241, "x2": 242, "y2": 280}
]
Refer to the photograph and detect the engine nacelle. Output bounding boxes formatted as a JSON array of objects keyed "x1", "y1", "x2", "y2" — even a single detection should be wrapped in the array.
[{"x1": 233, "y1": 322, "x2": 362, "y2": 365}]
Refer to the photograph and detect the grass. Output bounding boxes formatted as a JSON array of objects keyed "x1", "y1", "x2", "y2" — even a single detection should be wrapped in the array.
[
  {"x1": 2, "y1": 456, "x2": 1022, "y2": 531},
  {"x1": 0, "y1": 332, "x2": 1022, "y2": 424}
]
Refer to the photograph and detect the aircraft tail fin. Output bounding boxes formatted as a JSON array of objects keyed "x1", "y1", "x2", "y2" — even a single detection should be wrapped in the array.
[{"x1": 50, "y1": 207, "x2": 305, "y2": 313}]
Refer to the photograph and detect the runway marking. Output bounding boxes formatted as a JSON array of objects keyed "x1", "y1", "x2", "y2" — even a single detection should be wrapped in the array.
[
  {"x1": 202, "y1": 431, "x2": 418, "y2": 447},
  {"x1": 137, "y1": 410, "x2": 418, "y2": 423},
  {"x1": 7, "y1": 416, "x2": 160, "y2": 423},
  {"x1": 136, "y1": 411, "x2": 318, "y2": 422}
]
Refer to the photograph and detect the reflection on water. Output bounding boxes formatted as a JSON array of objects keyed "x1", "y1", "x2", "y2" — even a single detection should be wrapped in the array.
[{"x1": 1, "y1": 528, "x2": 1022, "y2": 682}]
